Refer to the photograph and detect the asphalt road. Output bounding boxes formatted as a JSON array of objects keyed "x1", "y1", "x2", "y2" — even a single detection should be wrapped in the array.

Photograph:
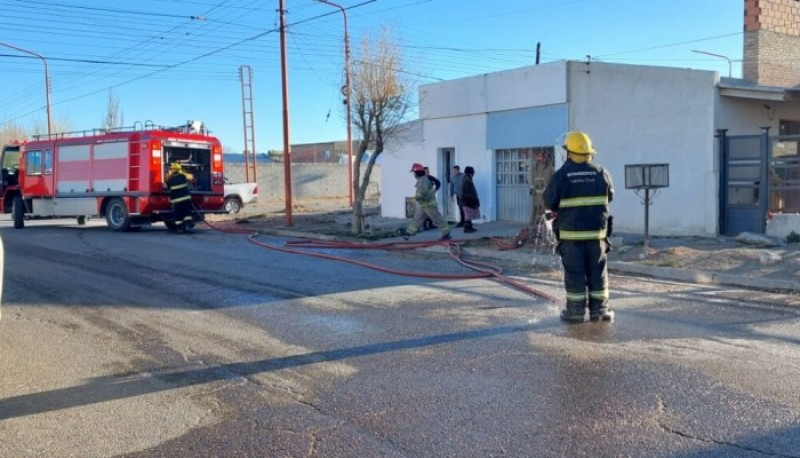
[{"x1": 1, "y1": 217, "x2": 800, "y2": 457}]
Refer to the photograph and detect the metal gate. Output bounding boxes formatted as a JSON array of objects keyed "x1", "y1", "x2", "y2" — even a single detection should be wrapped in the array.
[
  {"x1": 719, "y1": 131, "x2": 768, "y2": 235},
  {"x1": 495, "y1": 147, "x2": 554, "y2": 222},
  {"x1": 720, "y1": 129, "x2": 800, "y2": 235},
  {"x1": 496, "y1": 148, "x2": 532, "y2": 222}
]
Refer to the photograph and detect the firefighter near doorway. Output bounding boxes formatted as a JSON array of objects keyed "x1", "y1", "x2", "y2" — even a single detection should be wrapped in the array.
[{"x1": 543, "y1": 131, "x2": 615, "y2": 324}]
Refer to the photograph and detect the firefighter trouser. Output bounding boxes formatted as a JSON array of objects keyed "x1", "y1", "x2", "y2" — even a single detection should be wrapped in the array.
[
  {"x1": 173, "y1": 200, "x2": 194, "y2": 228},
  {"x1": 558, "y1": 239, "x2": 609, "y2": 318},
  {"x1": 407, "y1": 203, "x2": 450, "y2": 236}
]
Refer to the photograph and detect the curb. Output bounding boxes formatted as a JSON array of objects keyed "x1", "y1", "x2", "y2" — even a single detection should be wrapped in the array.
[{"x1": 607, "y1": 261, "x2": 800, "y2": 292}]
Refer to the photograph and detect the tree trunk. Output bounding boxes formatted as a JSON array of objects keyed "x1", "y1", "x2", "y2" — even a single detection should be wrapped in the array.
[
  {"x1": 351, "y1": 148, "x2": 365, "y2": 235},
  {"x1": 351, "y1": 195, "x2": 363, "y2": 235}
]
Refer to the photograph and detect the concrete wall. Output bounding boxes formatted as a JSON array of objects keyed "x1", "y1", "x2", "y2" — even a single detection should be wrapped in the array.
[
  {"x1": 717, "y1": 96, "x2": 800, "y2": 135},
  {"x1": 224, "y1": 162, "x2": 380, "y2": 204},
  {"x1": 568, "y1": 61, "x2": 719, "y2": 236}
]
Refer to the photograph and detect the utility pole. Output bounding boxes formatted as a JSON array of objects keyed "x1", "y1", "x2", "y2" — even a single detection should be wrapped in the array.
[
  {"x1": 316, "y1": 0, "x2": 354, "y2": 206},
  {"x1": 279, "y1": 0, "x2": 293, "y2": 226},
  {"x1": 0, "y1": 41, "x2": 51, "y2": 136}
]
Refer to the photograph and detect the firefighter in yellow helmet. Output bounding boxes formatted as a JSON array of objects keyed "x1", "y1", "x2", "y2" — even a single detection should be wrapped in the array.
[
  {"x1": 397, "y1": 163, "x2": 452, "y2": 241},
  {"x1": 165, "y1": 162, "x2": 195, "y2": 233},
  {"x1": 543, "y1": 132, "x2": 615, "y2": 323}
]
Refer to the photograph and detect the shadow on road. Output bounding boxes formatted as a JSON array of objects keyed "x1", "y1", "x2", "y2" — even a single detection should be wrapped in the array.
[{"x1": 0, "y1": 321, "x2": 555, "y2": 420}]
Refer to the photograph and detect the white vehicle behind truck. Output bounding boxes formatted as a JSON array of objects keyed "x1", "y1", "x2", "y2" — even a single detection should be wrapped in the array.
[{"x1": 223, "y1": 177, "x2": 258, "y2": 213}]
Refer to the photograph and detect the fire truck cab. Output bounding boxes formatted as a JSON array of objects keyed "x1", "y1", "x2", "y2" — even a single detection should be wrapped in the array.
[{"x1": 0, "y1": 121, "x2": 226, "y2": 231}]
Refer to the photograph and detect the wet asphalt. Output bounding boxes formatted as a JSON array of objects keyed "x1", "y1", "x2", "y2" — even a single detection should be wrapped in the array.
[{"x1": 1, "y1": 217, "x2": 799, "y2": 457}]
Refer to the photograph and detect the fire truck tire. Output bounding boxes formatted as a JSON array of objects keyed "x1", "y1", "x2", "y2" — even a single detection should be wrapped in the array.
[
  {"x1": 12, "y1": 195, "x2": 24, "y2": 229},
  {"x1": 105, "y1": 198, "x2": 130, "y2": 232},
  {"x1": 224, "y1": 196, "x2": 242, "y2": 214}
]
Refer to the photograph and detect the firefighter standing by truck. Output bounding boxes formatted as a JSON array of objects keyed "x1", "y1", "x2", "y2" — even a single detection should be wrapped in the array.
[
  {"x1": 544, "y1": 131, "x2": 615, "y2": 323},
  {"x1": 165, "y1": 162, "x2": 195, "y2": 234}
]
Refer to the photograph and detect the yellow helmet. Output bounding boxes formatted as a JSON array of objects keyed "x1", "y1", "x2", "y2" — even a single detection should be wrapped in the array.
[
  {"x1": 169, "y1": 162, "x2": 182, "y2": 172},
  {"x1": 563, "y1": 131, "x2": 595, "y2": 154}
]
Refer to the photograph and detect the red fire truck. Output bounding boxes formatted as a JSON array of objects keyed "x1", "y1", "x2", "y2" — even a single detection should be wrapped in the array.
[{"x1": 0, "y1": 121, "x2": 226, "y2": 231}]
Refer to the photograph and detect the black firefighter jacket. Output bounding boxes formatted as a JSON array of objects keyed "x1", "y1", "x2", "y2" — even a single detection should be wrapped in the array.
[{"x1": 543, "y1": 158, "x2": 614, "y2": 241}]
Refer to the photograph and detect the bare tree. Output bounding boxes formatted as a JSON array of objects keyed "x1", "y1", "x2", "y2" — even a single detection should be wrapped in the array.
[
  {"x1": 350, "y1": 28, "x2": 414, "y2": 234},
  {"x1": 2, "y1": 115, "x2": 72, "y2": 143},
  {"x1": 101, "y1": 88, "x2": 124, "y2": 130},
  {"x1": 0, "y1": 120, "x2": 28, "y2": 147},
  {"x1": 31, "y1": 116, "x2": 72, "y2": 137}
]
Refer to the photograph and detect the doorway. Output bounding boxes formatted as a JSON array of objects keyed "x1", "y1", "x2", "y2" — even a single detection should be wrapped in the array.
[{"x1": 439, "y1": 147, "x2": 456, "y2": 222}]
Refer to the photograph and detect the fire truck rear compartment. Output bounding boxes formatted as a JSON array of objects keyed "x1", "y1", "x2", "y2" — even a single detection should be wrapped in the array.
[{"x1": 164, "y1": 145, "x2": 213, "y2": 192}]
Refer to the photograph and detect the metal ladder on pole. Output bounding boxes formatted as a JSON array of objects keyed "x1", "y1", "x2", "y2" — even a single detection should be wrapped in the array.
[{"x1": 240, "y1": 65, "x2": 257, "y2": 183}]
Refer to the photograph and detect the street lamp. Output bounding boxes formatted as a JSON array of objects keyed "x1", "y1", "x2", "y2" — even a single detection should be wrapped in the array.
[
  {"x1": 692, "y1": 49, "x2": 732, "y2": 78},
  {"x1": 316, "y1": 0, "x2": 354, "y2": 206},
  {"x1": 0, "y1": 41, "x2": 52, "y2": 136}
]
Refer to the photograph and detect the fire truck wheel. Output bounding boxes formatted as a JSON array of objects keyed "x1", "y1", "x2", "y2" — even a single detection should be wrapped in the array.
[
  {"x1": 224, "y1": 197, "x2": 242, "y2": 214},
  {"x1": 12, "y1": 195, "x2": 24, "y2": 229},
  {"x1": 105, "y1": 198, "x2": 130, "y2": 232}
]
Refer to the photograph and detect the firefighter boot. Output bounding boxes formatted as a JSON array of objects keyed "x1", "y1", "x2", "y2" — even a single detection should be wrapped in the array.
[
  {"x1": 396, "y1": 228, "x2": 410, "y2": 241},
  {"x1": 589, "y1": 300, "x2": 613, "y2": 322},
  {"x1": 590, "y1": 310, "x2": 615, "y2": 323},
  {"x1": 463, "y1": 222, "x2": 476, "y2": 233},
  {"x1": 560, "y1": 310, "x2": 585, "y2": 324},
  {"x1": 560, "y1": 303, "x2": 586, "y2": 324}
]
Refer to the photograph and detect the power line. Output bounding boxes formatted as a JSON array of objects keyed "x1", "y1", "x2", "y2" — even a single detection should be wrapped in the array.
[
  {"x1": 0, "y1": 53, "x2": 169, "y2": 67},
  {"x1": 9, "y1": 0, "x2": 210, "y2": 20}
]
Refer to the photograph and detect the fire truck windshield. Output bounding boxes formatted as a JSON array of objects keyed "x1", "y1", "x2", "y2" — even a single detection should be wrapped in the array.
[{"x1": 2, "y1": 147, "x2": 20, "y2": 170}]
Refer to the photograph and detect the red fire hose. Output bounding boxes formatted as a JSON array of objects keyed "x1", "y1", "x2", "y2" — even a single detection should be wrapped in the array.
[{"x1": 204, "y1": 219, "x2": 560, "y2": 304}]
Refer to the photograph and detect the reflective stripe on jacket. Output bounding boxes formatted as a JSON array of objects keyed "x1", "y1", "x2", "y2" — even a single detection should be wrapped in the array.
[
  {"x1": 167, "y1": 172, "x2": 192, "y2": 204},
  {"x1": 543, "y1": 158, "x2": 614, "y2": 241}
]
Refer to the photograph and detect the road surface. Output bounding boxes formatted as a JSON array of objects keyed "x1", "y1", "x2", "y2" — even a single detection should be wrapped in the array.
[{"x1": 1, "y1": 218, "x2": 799, "y2": 457}]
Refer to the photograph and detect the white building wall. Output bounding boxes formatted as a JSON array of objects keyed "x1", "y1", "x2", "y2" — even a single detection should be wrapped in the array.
[
  {"x1": 380, "y1": 116, "x2": 491, "y2": 220},
  {"x1": 398, "y1": 63, "x2": 568, "y2": 222},
  {"x1": 384, "y1": 60, "x2": 792, "y2": 235},
  {"x1": 485, "y1": 62, "x2": 568, "y2": 112},
  {"x1": 423, "y1": 115, "x2": 491, "y2": 219},
  {"x1": 420, "y1": 61, "x2": 568, "y2": 119},
  {"x1": 382, "y1": 120, "x2": 425, "y2": 218},
  {"x1": 568, "y1": 61, "x2": 719, "y2": 236}
]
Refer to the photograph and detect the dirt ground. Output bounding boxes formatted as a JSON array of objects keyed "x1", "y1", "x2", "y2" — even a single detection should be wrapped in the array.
[{"x1": 207, "y1": 203, "x2": 800, "y2": 286}]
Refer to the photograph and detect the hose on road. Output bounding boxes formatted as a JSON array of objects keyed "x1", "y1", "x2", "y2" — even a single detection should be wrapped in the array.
[{"x1": 203, "y1": 218, "x2": 560, "y2": 304}]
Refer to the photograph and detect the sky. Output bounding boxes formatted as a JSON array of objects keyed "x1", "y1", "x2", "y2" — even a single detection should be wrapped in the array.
[{"x1": 0, "y1": 0, "x2": 744, "y2": 153}]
